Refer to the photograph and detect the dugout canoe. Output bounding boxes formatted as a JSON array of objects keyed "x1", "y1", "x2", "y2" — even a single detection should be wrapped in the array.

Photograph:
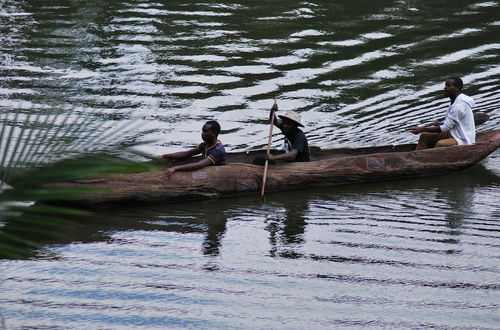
[{"x1": 50, "y1": 129, "x2": 500, "y2": 208}]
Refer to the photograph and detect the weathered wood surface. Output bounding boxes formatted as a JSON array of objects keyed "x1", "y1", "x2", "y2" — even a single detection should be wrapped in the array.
[{"x1": 52, "y1": 129, "x2": 500, "y2": 208}]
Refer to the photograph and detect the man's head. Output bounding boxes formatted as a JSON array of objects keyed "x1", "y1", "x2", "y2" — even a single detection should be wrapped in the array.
[
  {"x1": 444, "y1": 76, "x2": 463, "y2": 98},
  {"x1": 278, "y1": 111, "x2": 303, "y2": 135},
  {"x1": 201, "y1": 120, "x2": 221, "y2": 143}
]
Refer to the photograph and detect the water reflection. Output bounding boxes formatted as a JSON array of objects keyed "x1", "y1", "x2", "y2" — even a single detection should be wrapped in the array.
[
  {"x1": 439, "y1": 164, "x2": 500, "y2": 231},
  {"x1": 202, "y1": 209, "x2": 227, "y2": 256},
  {"x1": 440, "y1": 187, "x2": 473, "y2": 231},
  {"x1": 265, "y1": 198, "x2": 308, "y2": 258},
  {"x1": 1, "y1": 0, "x2": 500, "y2": 327},
  {"x1": 0, "y1": 160, "x2": 498, "y2": 329}
]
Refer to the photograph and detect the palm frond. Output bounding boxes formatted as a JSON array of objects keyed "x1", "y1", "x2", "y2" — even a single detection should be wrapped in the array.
[
  {"x1": 0, "y1": 104, "x2": 150, "y2": 259},
  {"x1": 1, "y1": 103, "x2": 146, "y2": 187}
]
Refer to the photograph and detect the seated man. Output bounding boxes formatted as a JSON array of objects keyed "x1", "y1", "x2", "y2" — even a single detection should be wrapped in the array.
[
  {"x1": 161, "y1": 120, "x2": 226, "y2": 179},
  {"x1": 411, "y1": 76, "x2": 475, "y2": 150},
  {"x1": 253, "y1": 103, "x2": 310, "y2": 165}
]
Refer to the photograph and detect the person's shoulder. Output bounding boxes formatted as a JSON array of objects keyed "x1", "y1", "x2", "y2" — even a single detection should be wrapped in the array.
[
  {"x1": 455, "y1": 93, "x2": 475, "y2": 108},
  {"x1": 296, "y1": 129, "x2": 307, "y2": 138},
  {"x1": 215, "y1": 140, "x2": 226, "y2": 151}
]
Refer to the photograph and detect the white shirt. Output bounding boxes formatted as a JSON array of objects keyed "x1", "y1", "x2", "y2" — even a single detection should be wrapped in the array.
[{"x1": 440, "y1": 93, "x2": 475, "y2": 145}]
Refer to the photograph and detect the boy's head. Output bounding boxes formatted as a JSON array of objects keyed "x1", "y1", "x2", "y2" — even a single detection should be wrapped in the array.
[
  {"x1": 205, "y1": 120, "x2": 221, "y2": 135},
  {"x1": 201, "y1": 120, "x2": 221, "y2": 143},
  {"x1": 278, "y1": 111, "x2": 303, "y2": 135}
]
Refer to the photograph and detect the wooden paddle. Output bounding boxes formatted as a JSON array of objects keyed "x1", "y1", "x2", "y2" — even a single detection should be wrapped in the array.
[{"x1": 260, "y1": 100, "x2": 277, "y2": 202}]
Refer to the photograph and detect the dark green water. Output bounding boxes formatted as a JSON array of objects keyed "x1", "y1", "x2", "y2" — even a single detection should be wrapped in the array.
[{"x1": 1, "y1": 0, "x2": 499, "y2": 328}]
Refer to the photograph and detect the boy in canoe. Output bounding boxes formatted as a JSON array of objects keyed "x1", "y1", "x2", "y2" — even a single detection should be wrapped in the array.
[
  {"x1": 161, "y1": 120, "x2": 226, "y2": 179},
  {"x1": 410, "y1": 76, "x2": 475, "y2": 150},
  {"x1": 253, "y1": 102, "x2": 310, "y2": 165}
]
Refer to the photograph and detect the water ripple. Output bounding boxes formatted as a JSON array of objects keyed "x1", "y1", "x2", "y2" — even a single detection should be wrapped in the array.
[{"x1": 1, "y1": 0, "x2": 499, "y2": 328}]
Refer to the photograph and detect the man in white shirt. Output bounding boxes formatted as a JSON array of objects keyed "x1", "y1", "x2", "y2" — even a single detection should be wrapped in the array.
[{"x1": 411, "y1": 77, "x2": 475, "y2": 150}]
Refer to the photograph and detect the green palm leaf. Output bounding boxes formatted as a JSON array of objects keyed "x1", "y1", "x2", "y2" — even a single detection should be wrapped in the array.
[{"x1": 1, "y1": 105, "x2": 150, "y2": 259}]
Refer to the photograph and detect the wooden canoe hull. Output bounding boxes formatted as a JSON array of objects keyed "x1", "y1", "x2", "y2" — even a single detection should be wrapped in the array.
[{"x1": 53, "y1": 129, "x2": 500, "y2": 208}]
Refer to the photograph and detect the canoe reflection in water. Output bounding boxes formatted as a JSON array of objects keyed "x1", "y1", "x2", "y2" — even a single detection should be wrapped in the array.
[
  {"x1": 265, "y1": 199, "x2": 308, "y2": 258},
  {"x1": 202, "y1": 208, "x2": 227, "y2": 257}
]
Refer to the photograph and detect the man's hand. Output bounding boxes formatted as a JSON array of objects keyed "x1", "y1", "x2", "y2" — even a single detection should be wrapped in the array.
[
  {"x1": 410, "y1": 125, "x2": 442, "y2": 134},
  {"x1": 271, "y1": 100, "x2": 278, "y2": 112},
  {"x1": 265, "y1": 153, "x2": 276, "y2": 161},
  {"x1": 410, "y1": 126, "x2": 423, "y2": 134},
  {"x1": 162, "y1": 167, "x2": 176, "y2": 179}
]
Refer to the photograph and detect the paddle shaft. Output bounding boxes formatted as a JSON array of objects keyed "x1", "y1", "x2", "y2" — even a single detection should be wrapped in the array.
[{"x1": 260, "y1": 106, "x2": 276, "y2": 201}]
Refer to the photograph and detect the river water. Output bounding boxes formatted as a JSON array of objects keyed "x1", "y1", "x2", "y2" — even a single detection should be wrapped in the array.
[{"x1": 1, "y1": 0, "x2": 499, "y2": 329}]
